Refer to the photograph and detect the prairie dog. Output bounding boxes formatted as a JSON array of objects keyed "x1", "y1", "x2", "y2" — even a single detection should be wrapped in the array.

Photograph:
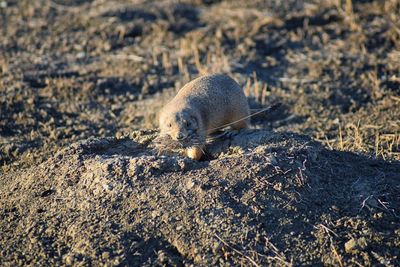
[{"x1": 159, "y1": 74, "x2": 250, "y2": 160}]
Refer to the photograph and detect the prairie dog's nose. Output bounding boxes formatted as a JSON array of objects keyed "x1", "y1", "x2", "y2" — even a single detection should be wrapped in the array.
[{"x1": 176, "y1": 133, "x2": 185, "y2": 140}]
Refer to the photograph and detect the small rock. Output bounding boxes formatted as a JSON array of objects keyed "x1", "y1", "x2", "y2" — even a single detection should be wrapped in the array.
[
  {"x1": 273, "y1": 182, "x2": 282, "y2": 191},
  {"x1": 357, "y1": 237, "x2": 368, "y2": 249},
  {"x1": 331, "y1": 205, "x2": 340, "y2": 212},
  {"x1": 345, "y1": 238, "x2": 357, "y2": 253},
  {"x1": 157, "y1": 250, "x2": 166, "y2": 263},
  {"x1": 102, "y1": 183, "x2": 113, "y2": 191},
  {"x1": 76, "y1": 52, "x2": 86, "y2": 59},
  {"x1": 186, "y1": 178, "x2": 195, "y2": 189},
  {"x1": 177, "y1": 159, "x2": 189, "y2": 170},
  {"x1": 212, "y1": 242, "x2": 222, "y2": 253},
  {"x1": 345, "y1": 237, "x2": 367, "y2": 253},
  {"x1": 151, "y1": 210, "x2": 160, "y2": 218},
  {"x1": 102, "y1": 251, "x2": 110, "y2": 260},
  {"x1": 373, "y1": 212, "x2": 383, "y2": 219},
  {"x1": 64, "y1": 255, "x2": 74, "y2": 265}
]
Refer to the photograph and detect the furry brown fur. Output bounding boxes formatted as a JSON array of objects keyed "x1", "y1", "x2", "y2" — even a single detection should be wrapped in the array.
[{"x1": 158, "y1": 74, "x2": 250, "y2": 160}]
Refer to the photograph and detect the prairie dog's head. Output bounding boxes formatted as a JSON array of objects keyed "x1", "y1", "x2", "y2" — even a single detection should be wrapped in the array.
[{"x1": 159, "y1": 109, "x2": 199, "y2": 141}]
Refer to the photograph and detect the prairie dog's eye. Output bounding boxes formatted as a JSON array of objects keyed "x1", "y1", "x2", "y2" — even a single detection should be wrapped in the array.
[{"x1": 168, "y1": 123, "x2": 172, "y2": 127}]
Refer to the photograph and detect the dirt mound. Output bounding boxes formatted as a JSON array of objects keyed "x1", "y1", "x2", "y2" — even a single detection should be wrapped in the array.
[{"x1": 1, "y1": 130, "x2": 399, "y2": 266}]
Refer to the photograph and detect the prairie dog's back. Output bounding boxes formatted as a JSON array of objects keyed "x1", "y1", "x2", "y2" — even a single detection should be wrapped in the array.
[
  {"x1": 174, "y1": 74, "x2": 249, "y2": 128},
  {"x1": 160, "y1": 73, "x2": 250, "y2": 141}
]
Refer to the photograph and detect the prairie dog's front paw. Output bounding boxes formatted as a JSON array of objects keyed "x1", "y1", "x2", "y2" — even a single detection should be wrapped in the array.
[{"x1": 186, "y1": 146, "x2": 203, "y2": 160}]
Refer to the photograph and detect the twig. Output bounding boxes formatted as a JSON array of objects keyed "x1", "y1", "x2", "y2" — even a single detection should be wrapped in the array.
[
  {"x1": 314, "y1": 223, "x2": 343, "y2": 266},
  {"x1": 315, "y1": 224, "x2": 338, "y2": 238},
  {"x1": 48, "y1": 0, "x2": 81, "y2": 12},
  {"x1": 359, "y1": 195, "x2": 373, "y2": 212},
  {"x1": 377, "y1": 198, "x2": 389, "y2": 210},
  {"x1": 377, "y1": 198, "x2": 400, "y2": 218},
  {"x1": 331, "y1": 244, "x2": 344, "y2": 267},
  {"x1": 214, "y1": 233, "x2": 260, "y2": 267},
  {"x1": 264, "y1": 237, "x2": 292, "y2": 266},
  {"x1": 207, "y1": 103, "x2": 281, "y2": 133},
  {"x1": 105, "y1": 54, "x2": 145, "y2": 62}
]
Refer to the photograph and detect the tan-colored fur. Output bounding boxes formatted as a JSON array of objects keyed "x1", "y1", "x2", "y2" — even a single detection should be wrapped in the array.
[{"x1": 159, "y1": 73, "x2": 250, "y2": 160}]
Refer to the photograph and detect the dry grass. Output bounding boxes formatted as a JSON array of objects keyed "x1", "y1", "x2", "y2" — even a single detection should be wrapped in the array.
[
  {"x1": 243, "y1": 72, "x2": 269, "y2": 105},
  {"x1": 335, "y1": 0, "x2": 362, "y2": 32},
  {"x1": 1, "y1": 0, "x2": 399, "y2": 167},
  {"x1": 242, "y1": 59, "x2": 399, "y2": 160},
  {"x1": 0, "y1": 56, "x2": 8, "y2": 74}
]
